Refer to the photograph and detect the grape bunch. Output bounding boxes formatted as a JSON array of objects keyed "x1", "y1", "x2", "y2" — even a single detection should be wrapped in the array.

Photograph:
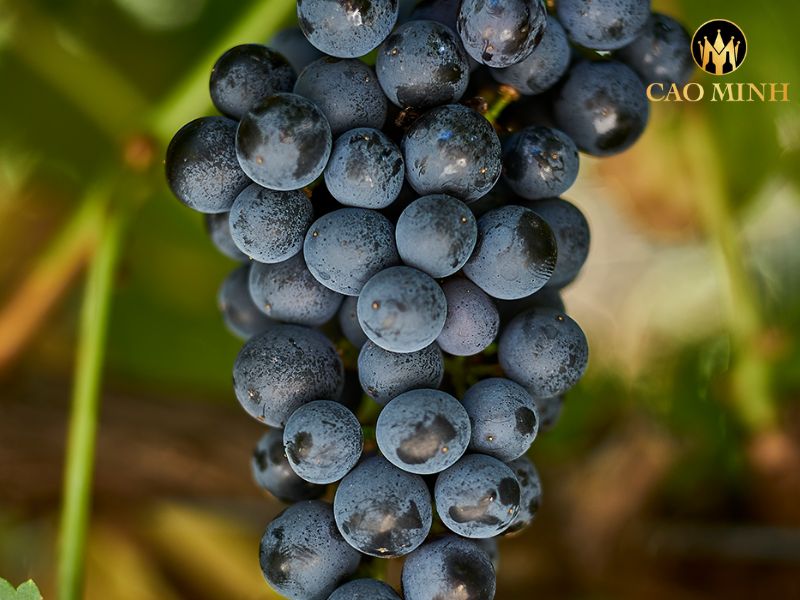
[{"x1": 166, "y1": 1, "x2": 692, "y2": 598}]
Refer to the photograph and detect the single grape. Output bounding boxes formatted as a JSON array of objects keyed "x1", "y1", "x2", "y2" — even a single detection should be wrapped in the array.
[
  {"x1": 357, "y1": 266, "x2": 447, "y2": 353},
  {"x1": 502, "y1": 127, "x2": 580, "y2": 200},
  {"x1": 269, "y1": 26, "x2": 324, "y2": 74},
  {"x1": 328, "y1": 579, "x2": 401, "y2": 600},
  {"x1": 233, "y1": 325, "x2": 344, "y2": 427},
  {"x1": 252, "y1": 429, "x2": 325, "y2": 503},
  {"x1": 490, "y1": 15, "x2": 570, "y2": 95},
  {"x1": 533, "y1": 394, "x2": 564, "y2": 432},
  {"x1": 334, "y1": 456, "x2": 432, "y2": 558},
  {"x1": 210, "y1": 44, "x2": 295, "y2": 120},
  {"x1": 376, "y1": 20, "x2": 470, "y2": 110},
  {"x1": 358, "y1": 342, "x2": 444, "y2": 405},
  {"x1": 229, "y1": 183, "x2": 313, "y2": 263},
  {"x1": 463, "y1": 205, "x2": 558, "y2": 300},
  {"x1": 498, "y1": 307, "x2": 589, "y2": 397},
  {"x1": 396, "y1": 195, "x2": 477, "y2": 279},
  {"x1": 218, "y1": 264, "x2": 273, "y2": 340},
  {"x1": 409, "y1": 0, "x2": 459, "y2": 28},
  {"x1": 553, "y1": 60, "x2": 649, "y2": 157},
  {"x1": 435, "y1": 453, "x2": 521, "y2": 538},
  {"x1": 248, "y1": 254, "x2": 342, "y2": 326},
  {"x1": 557, "y1": 0, "x2": 650, "y2": 51},
  {"x1": 462, "y1": 378, "x2": 538, "y2": 461},
  {"x1": 236, "y1": 93, "x2": 332, "y2": 190},
  {"x1": 304, "y1": 208, "x2": 399, "y2": 296},
  {"x1": 402, "y1": 535, "x2": 496, "y2": 600},
  {"x1": 259, "y1": 501, "x2": 360, "y2": 600},
  {"x1": 524, "y1": 197, "x2": 590, "y2": 288},
  {"x1": 165, "y1": 117, "x2": 250, "y2": 213},
  {"x1": 436, "y1": 278, "x2": 499, "y2": 356},
  {"x1": 294, "y1": 58, "x2": 388, "y2": 136},
  {"x1": 457, "y1": 0, "x2": 548, "y2": 68},
  {"x1": 616, "y1": 12, "x2": 694, "y2": 88},
  {"x1": 377, "y1": 388, "x2": 470, "y2": 474},
  {"x1": 205, "y1": 213, "x2": 247, "y2": 261},
  {"x1": 283, "y1": 400, "x2": 363, "y2": 484},
  {"x1": 324, "y1": 128, "x2": 404, "y2": 209},
  {"x1": 338, "y1": 296, "x2": 369, "y2": 348},
  {"x1": 298, "y1": 0, "x2": 399, "y2": 58},
  {"x1": 505, "y1": 455, "x2": 542, "y2": 534},
  {"x1": 403, "y1": 104, "x2": 501, "y2": 202}
]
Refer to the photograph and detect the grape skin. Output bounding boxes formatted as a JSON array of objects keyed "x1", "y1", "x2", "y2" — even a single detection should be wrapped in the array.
[
  {"x1": 463, "y1": 205, "x2": 558, "y2": 300},
  {"x1": 210, "y1": 44, "x2": 296, "y2": 120},
  {"x1": 338, "y1": 296, "x2": 369, "y2": 348},
  {"x1": 498, "y1": 307, "x2": 589, "y2": 398},
  {"x1": 328, "y1": 579, "x2": 401, "y2": 600},
  {"x1": 259, "y1": 500, "x2": 360, "y2": 600},
  {"x1": 229, "y1": 183, "x2": 313, "y2": 264},
  {"x1": 436, "y1": 278, "x2": 499, "y2": 357},
  {"x1": 435, "y1": 453, "x2": 521, "y2": 538},
  {"x1": 297, "y1": 0, "x2": 399, "y2": 58},
  {"x1": 283, "y1": 400, "x2": 363, "y2": 484},
  {"x1": 490, "y1": 15, "x2": 570, "y2": 95},
  {"x1": 462, "y1": 378, "x2": 538, "y2": 461},
  {"x1": 616, "y1": 12, "x2": 694, "y2": 88},
  {"x1": 505, "y1": 455, "x2": 542, "y2": 534},
  {"x1": 166, "y1": 117, "x2": 250, "y2": 214},
  {"x1": 334, "y1": 456, "x2": 433, "y2": 558},
  {"x1": 236, "y1": 92, "x2": 332, "y2": 190},
  {"x1": 357, "y1": 266, "x2": 447, "y2": 354},
  {"x1": 324, "y1": 128, "x2": 404, "y2": 209},
  {"x1": 524, "y1": 197, "x2": 591, "y2": 289},
  {"x1": 294, "y1": 58, "x2": 388, "y2": 136},
  {"x1": 251, "y1": 429, "x2": 325, "y2": 503},
  {"x1": 233, "y1": 325, "x2": 344, "y2": 427},
  {"x1": 304, "y1": 208, "x2": 399, "y2": 296},
  {"x1": 502, "y1": 126, "x2": 580, "y2": 201},
  {"x1": 376, "y1": 20, "x2": 470, "y2": 110},
  {"x1": 457, "y1": 0, "x2": 548, "y2": 68},
  {"x1": 395, "y1": 194, "x2": 477, "y2": 279},
  {"x1": 218, "y1": 264, "x2": 273, "y2": 341},
  {"x1": 403, "y1": 104, "x2": 502, "y2": 203},
  {"x1": 376, "y1": 388, "x2": 471, "y2": 474},
  {"x1": 248, "y1": 254, "x2": 343, "y2": 326},
  {"x1": 402, "y1": 535, "x2": 496, "y2": 600},
  {"x1": 358, "y1": 342, "x2": 444, "y2": 405},
  {"x1": 553, "y1": 60, "x2": 649, "y2": 157},
  {"x1": 533, "y1": 394, "x2": 564, "y2": 432},
  {"x1": 557, "y1": 0, "x2": 651, "y2": 51}
]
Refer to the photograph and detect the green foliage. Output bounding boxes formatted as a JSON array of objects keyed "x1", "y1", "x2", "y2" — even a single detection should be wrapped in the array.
[{"x1": 0, "y1": 579, "x2": 42, "y2": 600}]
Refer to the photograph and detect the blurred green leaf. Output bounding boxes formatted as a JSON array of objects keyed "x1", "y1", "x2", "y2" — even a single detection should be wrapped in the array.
[{"x1": 0, "y1": 579, "x2": 43, "y2": 600}]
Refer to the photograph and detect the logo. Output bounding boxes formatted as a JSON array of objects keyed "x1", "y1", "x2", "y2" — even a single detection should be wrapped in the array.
[{"x1": 691, "y1": 19, "x2": 747, "y2": 75}]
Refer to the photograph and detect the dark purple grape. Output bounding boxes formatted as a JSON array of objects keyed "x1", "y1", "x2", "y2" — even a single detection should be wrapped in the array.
[
  {"x1": 328, "y1": 579, "x2": 401, "y2": 600},
  {"x1": 268, "y1": 26, "x2": 324, "y2": 74},
  {"x1": 251, "y1": 429, "x2": 325, "y2": 503},
  {"x1": 339, "y1": 296, "x2": 369, "y2": 348},
  {"x1": 236, "y1": 93, "x2": 332, "y2": 190},
  {"x1": 259, "y1": 501, "x2": 360, "y2": 599},
  {"x1": 298, "y1": 0, "x2": 399, "y2": 58},
  {"x1": 218, "y1": 264, "x2": 273, "y2": 340},
  {"x1": 502, "y1": 126, "x2": 580, "y2": 200},
  {"x1": 557, "y1": 0, "x2": 651, "y2": 51},
  {"x1": 376, "y1": 20, "x2": 470, "y2": 110},
  {"x1": 616, "y1": 12, "x2": 694, "y2": 87},
  {"x1": 205, "y1": 213, "x2": 247, "y2": 262},
  {"x1": 294, "y1": 58, "x2": 388, "y2": 136},
  {"x1": 210, "y1": 44, "x2": 295, "y2": 120},
  {"x1": 457, "y1": 0, "x2": 548, "y2": 68},
  {"x1": 505, "y1": 455, "x2": 542, "y2": 534},
  {"x1": 553, "y1": 60, "x2": 649, "y2": 157},
  {"x1": 436, "y1": 278, "x2": 499, "y2": 357},
  {"x1": 358, "y1": 342, "x2": 444, "y2": 405},
  {"x1": 166, "y1": 117, "x2": 249, "y2": 214}
]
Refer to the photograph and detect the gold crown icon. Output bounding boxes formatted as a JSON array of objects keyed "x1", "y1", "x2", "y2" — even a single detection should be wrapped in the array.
[{"x1": 697, "y1": 29, "x2": 742, "y2": 75}]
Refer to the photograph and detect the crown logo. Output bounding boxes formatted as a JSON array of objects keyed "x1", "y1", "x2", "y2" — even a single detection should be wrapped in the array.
[{"x1": 692, "y1": 19, "x2": 747, "y2": 75}]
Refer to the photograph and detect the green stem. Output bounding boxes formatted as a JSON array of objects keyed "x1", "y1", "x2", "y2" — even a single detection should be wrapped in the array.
[
  {"x1": 57, "y1": 180, "x2": 127, "y2": 600},
  {"x1": 148, "y1": 0, "x2": 296, "y2": 143},
  {"x1": 485, "y1": 85, "x2": 520, "y2": 125},
  {"x1": 684, "y1": 111, "x2": 776, "y2": 433}
]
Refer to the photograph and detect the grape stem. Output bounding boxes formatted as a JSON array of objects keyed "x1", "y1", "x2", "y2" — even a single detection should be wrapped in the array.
[{"x1": 485, "y1": 85, "x2": 521, "y2": 125}]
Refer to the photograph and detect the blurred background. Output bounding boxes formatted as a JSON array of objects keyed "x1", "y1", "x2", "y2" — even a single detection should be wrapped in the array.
[{"x1": 1, "y1": 0, "x2": 799, "y2": 598}]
